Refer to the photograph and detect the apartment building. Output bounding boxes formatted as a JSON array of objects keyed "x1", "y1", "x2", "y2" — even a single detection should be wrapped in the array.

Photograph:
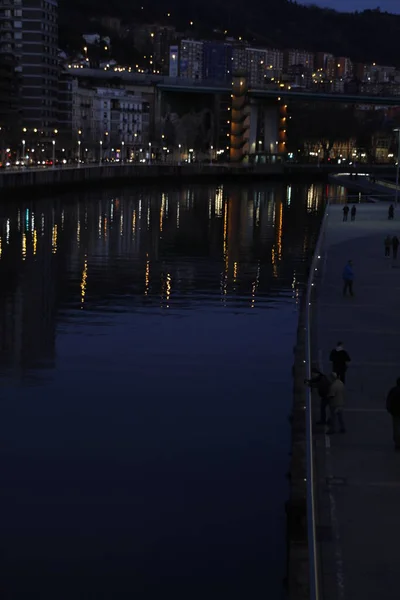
[
  {"x1": 285, "y1": 49, "x2": 314, "y2": 71},
  {"x1": 20, "y1": 0, "x2": 59, "y2": 134},
  {"x1": 72, "y1": 81, "x2": 150, "y2": 149},
  {"x1": 179, "y1": 39, "x2": 203, "y2": 79}
]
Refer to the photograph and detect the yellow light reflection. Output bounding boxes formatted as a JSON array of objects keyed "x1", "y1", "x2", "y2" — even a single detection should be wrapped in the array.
[
  {"x1": 132, "y1": 210, "x2": 136, "y2": 239},
  {"x1": 166, "y1": 273, "x2": 171, "y2": 306},
  {"x1": 52, "y1": 224, "x2": 57, "y2": 254},
  {"x1": 215, "y1": 187, "x2": 223, "y2": 216},
  {"x1": 160, "y1": 197, "x2": 164, "y2": 232},
  {"x1": 0, "y1": 236, "x2": 2, "y2": 258},
  {"x1": 33, "y1": 229, "x2": 37, "y2": 255},
  {"x1": 223, "y1": 199, "x2": 228, "y2": 277},
  {"x1": 104, "y1": 217, "x2": 108, "y2": 239},
  {"x1": 81, "y1": 256, "x2": 88, "y2": 308},
  {"x1": 271, "y1": 245, "x2": 278, "y2": 278},
  {"x1": 22, "y1": 233, "x2": 26, "y2": 260},
  {"x1": 233, "y1": 261, "x2": 238, "y2": 283},
  {"x1": 144, "y1": 257, "x2": 150, "y2": 296},
  {"x1": 276, "y1": 201, "x2": 283, "y2": 261}
]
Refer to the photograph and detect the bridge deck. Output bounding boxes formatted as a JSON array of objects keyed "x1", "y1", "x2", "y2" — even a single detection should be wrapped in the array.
[{"x1": 315, "y1": 203, "x2": 400, "y2": 600}]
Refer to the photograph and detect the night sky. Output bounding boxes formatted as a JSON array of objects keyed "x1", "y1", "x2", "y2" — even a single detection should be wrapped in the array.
[{"x1": 306, "y1": 0, "x2": 399, "y2": 12}]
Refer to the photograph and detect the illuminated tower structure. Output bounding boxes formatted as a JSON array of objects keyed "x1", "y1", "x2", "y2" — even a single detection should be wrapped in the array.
[{"x1": 229, "y1": 71, "x2": 249, "y2": 163}]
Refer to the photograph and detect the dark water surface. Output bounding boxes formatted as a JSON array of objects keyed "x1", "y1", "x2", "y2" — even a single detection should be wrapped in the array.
[{"x1": 0, "y1": 182, "x2": 324, "y2": 599}]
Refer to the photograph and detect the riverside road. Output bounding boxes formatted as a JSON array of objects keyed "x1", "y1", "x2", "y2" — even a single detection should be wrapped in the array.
[{"x1": 315, "y1": 203, "x2": 400, "y2": 600}]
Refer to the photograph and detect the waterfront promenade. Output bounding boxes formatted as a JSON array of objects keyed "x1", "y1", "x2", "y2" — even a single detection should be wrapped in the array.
[
  {"x1": 0, "y1": 163, "x2": 396, "y2": 193},
  {"x1": 315, "y1": 203, "x2": 400, "y2": 600}
]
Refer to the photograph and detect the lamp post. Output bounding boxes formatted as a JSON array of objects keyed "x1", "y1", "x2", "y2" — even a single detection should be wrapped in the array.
[
  {"x1": 99, "y1": 140, "x2": 103, "y2": 166},
  {"x1": 148, "y1": 141, "x2": 151, "y2": 165},
  {"x1": 210, "y1": 144, "x2": 213, "y2": 165},
  {"x1": 52, "y1": 139, "x2": 55, "y2": 167},
  {"x1": 22, "y1": 139, "x2": 26, "y2": 164},
  {"x1": 121, "y1": 140, "x2": 125, "y2": 163},
  {"x1": 178, "y1": 143, "x2": 181, "y2": 166},
  {"x1": 78, "y1": 140, "x2": 81, "y2": 167},
  {"x1": 394, "y1": 128, "x2": 400, "y2": 207}
]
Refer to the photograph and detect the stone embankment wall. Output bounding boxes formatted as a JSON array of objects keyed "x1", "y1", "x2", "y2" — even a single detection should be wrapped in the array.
[{"x1": 286, "y1": 293, "x2": 309, "y2": 600}]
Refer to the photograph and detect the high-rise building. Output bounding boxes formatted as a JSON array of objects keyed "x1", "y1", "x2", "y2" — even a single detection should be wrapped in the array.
[
  {"x1": 152, "y1": 25, "x2": 176, "y2": 74},
  {"x1": 202, "y1": 42, "x2": 232, "y2": 81},
  {"x1": 169, "y1": 45, "x2": 178, "y2": 77},
  {"x1": 20, "y1": 0, "x2": 59, "y2": 135},
  {"x1": 0, "y1": 0, "x2": 22, "y2": 144},
  {"x1": 232, "y1": 45, "x2": 284, "y2": 86},
  {"x1": 266, "y1": 48, "x2": 284, "y2": 76},
  {"x1": 315, "y1": 52, "x2": 335, "y2": 78},
  {"x1": 246, "y1": 47, "x2": 268, "y2": 86},
  {"x1": 336, "y1": 57, "x2": 353, "y2": 79},
  {"x1": 179, "y1": 39, "x2": 203, "y2": 79},
  {"x1": 285, "y1": 49, "x2": 314, "y2": 71}
]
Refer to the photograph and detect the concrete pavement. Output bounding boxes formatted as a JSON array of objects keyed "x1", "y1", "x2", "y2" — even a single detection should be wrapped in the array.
[{"x1": 314, "y1": 203, "x2": 400, "y2": 600}]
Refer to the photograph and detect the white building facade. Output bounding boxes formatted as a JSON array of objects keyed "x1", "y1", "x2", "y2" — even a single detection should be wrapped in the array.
[{"x1": 72, "y1": 81, "x2": 150, "y2": 153}]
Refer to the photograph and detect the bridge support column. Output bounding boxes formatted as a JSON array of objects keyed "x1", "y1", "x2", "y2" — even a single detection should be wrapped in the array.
[
  {"x1": 263, "y1": 106, "x2": 279, "y2": 155},
  {"x1": 248, "y1": 102, "x2": 258, "y2": 155}
]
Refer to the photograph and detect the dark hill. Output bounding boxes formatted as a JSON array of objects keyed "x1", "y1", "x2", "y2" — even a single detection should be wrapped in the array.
[{"x1": 58, "y1": 0, "x2": 400, "y2": 67}]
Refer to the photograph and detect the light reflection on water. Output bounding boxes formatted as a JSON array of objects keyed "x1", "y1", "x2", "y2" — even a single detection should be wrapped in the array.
[{"x1": 0, "y1": 182, "x2": 325, "y2": 599}]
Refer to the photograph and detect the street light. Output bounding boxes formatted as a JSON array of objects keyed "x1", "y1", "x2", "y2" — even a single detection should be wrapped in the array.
[
  {"x1": 210, "y1": 145, "x2": 213, "y2": 165},
  {"x1": 52, "y1": 139, "x2": 55, "y2": 167},
  {"x1": 148, "y1": 141, "x2": 151, "y2": 165},
  {"x1": 22, "y1": 139, "x2": 26, "y2": 163},
  {"x1": 394, "y1": 128, "x2": 400, "y2": 206},
  {"x1": 121, "y1": 140, "x2": 125, "y2": 163},
  {"x1": 99, "y1": 140, "x2": 103, "y2": 165},
  {"x1": 78, "y1": 140, "x2": 81, "y2": 167},
  {"x1": 178, "y1": 143, "x2": 181, "y2": 166}
]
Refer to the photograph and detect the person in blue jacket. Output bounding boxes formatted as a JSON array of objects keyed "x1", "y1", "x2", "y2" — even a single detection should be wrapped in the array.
[{"x1": 342, "y1": 260, "x2": 354, "y2": 297}]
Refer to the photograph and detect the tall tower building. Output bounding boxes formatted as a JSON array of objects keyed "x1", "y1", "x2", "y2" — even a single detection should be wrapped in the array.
[
  {"x1": 20, "y1": 0, "x2": 59, "y2": 135},
  {"x1": 0, "y1": 0, "x2": 22, "y2": 146}
]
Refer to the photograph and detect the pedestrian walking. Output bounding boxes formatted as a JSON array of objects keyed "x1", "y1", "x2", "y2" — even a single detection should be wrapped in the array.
[
  {"x1": 385, "y1": 235, "x2": 392, "y2": 257},
  {"x1": 342, "y1": 259, "x2": 354, "y2": 297},
  {"x1": 350, "y1": 205, "x2": 356, "y2": 221},
  {"x1": 329, "y1": 342, "x2": 351, "y2": 384},
  {"x1": 392, "y1": 235, "x2": 399, "y2": 260},
  {"x1": 388, "y1": 204, "x2": 394, "y2": 220},
  {"x1": 386, "y1": 378, "x2": 400, "y2": 450},
  {"x1": 343, "y1": 204, "x2": 349, "y2": 222},
  {"x1": 327, "y1": 373, "x2": 346, "y2": 434},
  {"x1": 305, "y1": 366, "x2": 331, "y2": 425}
]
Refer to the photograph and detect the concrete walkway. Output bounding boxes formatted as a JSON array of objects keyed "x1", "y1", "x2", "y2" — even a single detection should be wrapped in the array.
[
  {"x1": 332, "y1": 174, "x2": 396, "y2": 201},
  {"x1": 315, "y1": 203, "x2": 400, "y2": 600}
]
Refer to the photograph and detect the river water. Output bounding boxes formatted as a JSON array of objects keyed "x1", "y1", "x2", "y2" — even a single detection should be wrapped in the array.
[{"x1": 0, "y1": 181, "x2": 325, "y2": 599}]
